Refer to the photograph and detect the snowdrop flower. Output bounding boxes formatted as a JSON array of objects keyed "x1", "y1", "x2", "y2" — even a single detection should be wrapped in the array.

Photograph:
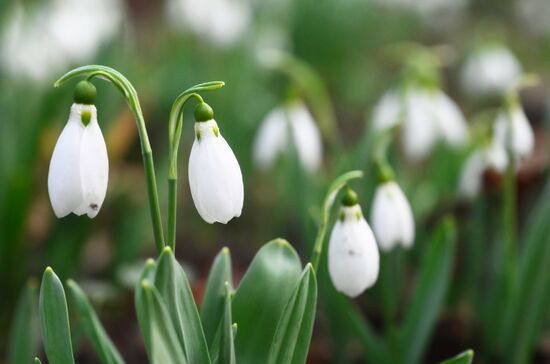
[
  {"x1": 328, "y1": 188, "x2": 379, "y2": 297},
  {"x1": 458, "y1": 150, "x2": 486, "y2": 200},
  {"x1": 188, "y1": 103, "x2": 244, "y2": 224},
  {"x1": 493, "y1": 106, "x2": 535, "y2": 162},
  {"x1": 460, "y1": 46, "x2": 522, "y2": 98},
  {"x1": 371, "y1": 181, "x2": 415, "y2": 252},
  {"x1": 1, "y1": 0, "x2": 122, "y2": 83},
  {"x1": 166, "y1": 0, "x2": 251, "y2": 47},
  {"x1": 48, "y1": 81, "x2": 108, "y2": 218},
  {"x1": 372, "y1": 87, "x2": 468, "y2": 161},
  {"x1": 253, "y1": 101, "x2": 323, "y2": 172}
]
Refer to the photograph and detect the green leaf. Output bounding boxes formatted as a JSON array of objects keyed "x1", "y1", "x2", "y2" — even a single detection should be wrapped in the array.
[
  {"x1": 233, "y1": 239, "x2": 303, "y2": 364},
  {"x1": 8, "y1": 279, "x2": 39, "y2": 364},
  {"x1": 135, "y1": 279, "x2": 187, "y2": 364},
  {"x1": 66, "y1": 280, "x2": 125, "y2": 364},
  {"x1": 400, "y1": 218, "x2": 456, "y2": 364},
  {"x1": 268, "y1": 264, "x2": 317, "y2": 364},
  {"x1": 212, "y1": 282, "x2": 236, "y2": 364},
  {"x1": 502, "y1": 181, "x2": 550, "y2": 364},
  {"x1": 200, "y1": 247, "x2": 233, "y2": 348},
  {"x1": 438, "y1": 349, "x2": 474, "y2": 364},
  {"x1": 39, "y1": 267, "x2": 76, "y2": 364},
  {"x1": 154, "y1": 247, "x2": 211, "y2": 364}
]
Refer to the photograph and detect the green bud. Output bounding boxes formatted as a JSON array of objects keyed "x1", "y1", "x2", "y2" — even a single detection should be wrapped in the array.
[
  {"x1": 341, "y1": 186, "x2": 358, "y2": 207},
  {"x1": 73, "y1": 80, "x2": 97, "y2": 105},
  {"x1": 195, "y1": 102, "x2": 214, "y2": 122}
]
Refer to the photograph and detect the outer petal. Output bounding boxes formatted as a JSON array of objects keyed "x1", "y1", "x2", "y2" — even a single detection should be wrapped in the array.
[
  {"x1": 510, "y1": 108, "x2": 534, "y2": 159},
  {"x1": 433, "y1": 91, "x2": 469, "y2": 147},
  {"x1": 288, "y1": 102, "x2": 323, "y2": 172},
  {"x1": 458, "y1": 150, "x2": 486, "y2": 200},
  {"x1": 189, "y1": 120, "x2": 244, "y2": 224},
  {"x1": 371, "y1": 90, "x2": 402, "y2": 132},
  {"x1": 328, "y1": 205, "x2": 379, "y2": 297},
  {"x1": 48, "y1": 104, "x2": 85, "y2": 217},
  {"x1": 401, "y1": 89, "x2": 438, "y2": 161},
  {"x1": 390, "y1": 182, "x2": 415, "y2": 249},
  {"x1": 73, "y1": 106, "x2": 108, "y2": 218},
  {"x1": 252, "y1": 107, "x2": 287, "y2": 171}
]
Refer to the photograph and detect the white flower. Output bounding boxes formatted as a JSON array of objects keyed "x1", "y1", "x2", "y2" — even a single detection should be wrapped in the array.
[
  {"x1": 371, "y1": 181, "x2": 415, "y2": 252},
  {"x1": 188, "y1": 119, "x2": 244, "y2": 224},
  {"x1": 371, "y1": 90, "x2": 402, "y2": 131},
  {"x1": 253, "y1": 102, "x2": 323, "y2": 172},
  {"x1": 166, "y1": 0, "x2": 251, "y2": 47},
  {"x1": 493, "y1": 107, "x2": 535, "y2": 162},
  {"x1": 48, "y1": 104, "x2": 108, "y2": 218},
  {"x1": 400, "y1": 88, "x2": 468, "y2": 161},
  {"x1": 328, "y1": 204, "x2": 379, "y2": 297},
  {"x1": 460, "y1": 46, "x2": 522, "y2": 98},
  {"x1": 1, "y1": 0, "x2": 122, "y2": 83}
]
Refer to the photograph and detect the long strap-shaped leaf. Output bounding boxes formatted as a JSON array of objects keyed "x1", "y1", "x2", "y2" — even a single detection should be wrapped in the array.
[
  {"x1": 501, "y1": 180, "x2": 550, "y2": 364},
  {"x1": 154, "y1": 247, "x2": 211, "y2": 364},
  {"x1": 39, "y1": 267, "x2": 76, "y2": 364},
  {"x1": 135, "y1": 279, "x2": 187, "y2": 364},
  {"x1": 201, "y1": 247, "x2": 233, "y2": 349},
  {"x1": 268, "y1": 264, "x2": 317, "y2": 364},
  {"x1": 400, "y1": 218, "x2": 456, "y2": 364},
  {"x1": 66, "y1": 280, "x2": 125, "y2": 364},
  {"x1": 438, "y1": 350, "x2": 474, "y2": 364},
  {"x1": 8, "y1": 280, "x2": 39, "y2": 364},
  {"x1": 211, "y1": 282, "x2": 236, "y2": 364},
  {"x1": 232, "y1": 239, "x2": 303, "y2": 364}
]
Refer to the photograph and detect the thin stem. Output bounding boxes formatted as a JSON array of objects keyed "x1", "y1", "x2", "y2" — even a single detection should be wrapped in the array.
[
  {"x1": 310, "y1": 170, "x2": 363, "y2": 271},
  {"x1": 503, "y1": 152, "x2": 517, "y2": 298},
  {"x1": 166, "y1": 83, "x2": 225, "y2": 251},
  {"x1": 55, "y1": 65, "x2": 165, "y2": 253}
]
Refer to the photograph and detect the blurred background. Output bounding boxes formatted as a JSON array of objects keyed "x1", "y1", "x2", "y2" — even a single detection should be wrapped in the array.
[{"x1": 1, "y1": 0, "x2": 550, "y2": 362}]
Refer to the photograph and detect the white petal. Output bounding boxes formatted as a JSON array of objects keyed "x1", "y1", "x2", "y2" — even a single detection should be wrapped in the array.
[
  {"x1": 371, "y1": 182, "x2": 415, "y2": 251},
  {"x1": 401, "y1": 89, "x2": 438, "y2": 161},
  {"x1": 485, "y1": 139, "x2": 509, "y2": 173},
  {"x1": 328, "y1": 205, "x2": 379, "y2": 297},
  {"x1": 371, "y1": 90, "x2": 402, "y2": 132},
  {"x1": 288, "y1": 103, "x2": 323, "y2": 172},
  {"x1": 252, "y1": 107, "x2": 288, "y2": 171},
  {"x1": 433, "y1": 91, "x2": 469, "y2": 147},
  {"x1": 458, "y1": 150, "x2": 486, "y2": 200},
  {"x1": 188, "y1": 120, "x2": 244, "y2": 224},
  {"x1": 460, "y1": 46, "x2": 522, "y2": 97},
  {"x1": 73, "y1": 107, "x2": 108, "y2": 218},
  {"x1": 493, "y1": 108, "x2": 534, "y2": 161},
  {"x1": 48, "y1": 105, "x2": 85, "y2": 217}
]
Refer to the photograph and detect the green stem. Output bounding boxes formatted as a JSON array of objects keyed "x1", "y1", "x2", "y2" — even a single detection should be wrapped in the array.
[
  {"x1": 166, "y1": 82, "x2": 225, "y2": 251},
  {"x1": 55, "y1": 65, "x2": 165, "y2": 254},
  {"x1": 503, "y1": 152, "x2": 517, "y2": 300},
  {"x1": 310, "y1": 170, "x2": 363, "y2": 271}
]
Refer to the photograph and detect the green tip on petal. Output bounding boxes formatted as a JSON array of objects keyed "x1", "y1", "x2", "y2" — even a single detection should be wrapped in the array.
[
  {"x1": 195, "y1": 102, "x2": 214, "y2": 122},
  {"x1": 74, "y1": 80, "x2": 97, "y2": 105},
  {"x1": 341, "y1": 185, "x2": 358, "y2": 207}
]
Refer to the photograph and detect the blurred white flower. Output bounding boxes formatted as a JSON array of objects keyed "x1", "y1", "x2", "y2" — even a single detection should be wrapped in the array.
[
  {"x1": 328, "y1": 204, "x2": 379, "y2": 297},
  {"x1": 372, "y1": 88, "x2": 468, "y2": 161},
  {"x1": 253, "y1": 102, "x2": 323, "y2": 172},
  {"x1": 188, "y1": 119, "x2": 244, "y2": 224},
  {"x1": 48, "y1": 104, "x2": 108, "y2": 218},
  {"x1": 460, "y1": 46, "x2": 522, "y2": 98},
  {"x1": 370, "y1": 181, "x2": 415, "y2": 252},
  {"x1": 458, "y1": 150, "x2": 486, "y2": 200},
  {"x1": 493, "y1": 107, "x2": 535, "y2": 162},
  {"x1": 166, "y1": 0, "x2": 251, "y2": 47},
  {"x1": 1, "y1": 0, "x2": 122, "y2": 83}
]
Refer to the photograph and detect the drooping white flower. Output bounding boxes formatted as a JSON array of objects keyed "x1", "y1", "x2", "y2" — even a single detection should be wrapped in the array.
[
  {"x1": 48, "y1": 104, "x2": 108, "y2": 218},
  {"x1": 493, "y1": 107, "x2": 535, "y2": 162},
  {"x1": 328, "y1": 204, "x2": 379, "y2": 298},
  {"x1": 396, "y1": 88, "x2": 468, "y2": 161},
  {"x1": 370, "y1": 181, "x2": 415, "y2": 252},
  {"x1": 188, "y1": 119, "x2": 244, "y2": 224},
  {"x1": 1, "y1": 0, "x2": 122, "y2": 83},
  {"x1": 458, "y1": 150, "x2": 486, "y2": 200},
  {"x1": 460, "y1": 46, "x2": 522, "y2": 98},
  {"x1": 253, "y1": 102, "x2": 323, "y2": 172},
  {"x1": 166, "y1": 0, "x2": 251, "y2": 47},
  {"x1": 371, "y1": 90, "x2": 402, "y2": 131}
]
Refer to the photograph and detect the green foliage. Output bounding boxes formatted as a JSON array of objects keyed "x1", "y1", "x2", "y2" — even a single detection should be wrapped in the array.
[
  {"x1": 439, "y1": 350, "x2": 474, "y2": 364},
  {"x1": 7, "y1": 280, "x2": 39, "y2": 364}
]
